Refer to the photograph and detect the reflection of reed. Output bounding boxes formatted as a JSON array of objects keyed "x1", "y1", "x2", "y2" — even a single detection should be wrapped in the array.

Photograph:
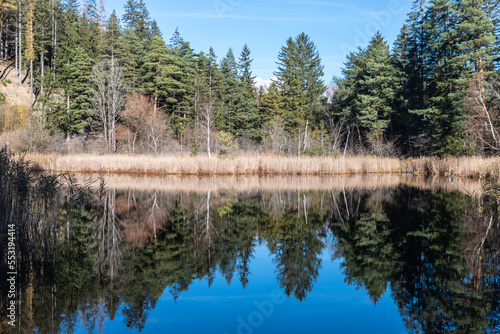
[{"x1": 73, "y1": 174, "x2": 483, "y2": 196}]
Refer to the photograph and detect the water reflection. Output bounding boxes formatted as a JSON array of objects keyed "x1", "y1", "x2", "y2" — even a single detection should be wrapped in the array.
[{"x1": 1, "y1": 177, "x2": 500, "y2": 333}]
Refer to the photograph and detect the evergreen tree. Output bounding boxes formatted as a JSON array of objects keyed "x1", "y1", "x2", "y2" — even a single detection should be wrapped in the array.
[
  {"x1": 274, "y1": 32, "x2": 324, "y2": 130},
  {"x1": 339, "y1": 32, "x2": 399, "y2": 147},
  {"x1": 149, "y1": 19, "x2": 161, "y2": 37},
  {"x1": 409, "y1": 0, "x2": 497, "y2": 155},
  {"x1": 218, "y1": 48, "x2": 260, "y2": 139},
  {"x1": 392, "y1": 0, "x2": 429, "y2": 155},
  {"x1": 207, "y1": 46, "x2": 223, "y2": 100},
  {"x1": 238, "y1": 44, "x2": 255, "y2": 96},
  {"x1": 61, "y1": 46, "x2": 94, "y2": 135},
  {"x1": 103, "y1": 10, "x2": 124, "y2": 62},
  {"x1": 169, "y1": 27, "x2": 183, "y2": 49},
  {"x1": 122, "y1": 27, "x2": 146, "y2": 89},
  {"x1": 122, "y1": 0, "x2": 150, "y2": 40},
  {"x1": 141, "y1": 34, "x2": 185, "y2": 114}
]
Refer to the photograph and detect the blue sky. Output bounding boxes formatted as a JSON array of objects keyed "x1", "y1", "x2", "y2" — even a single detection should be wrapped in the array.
[{"x1": 105, "y1": 0, "x2": 413, "y2": 82}]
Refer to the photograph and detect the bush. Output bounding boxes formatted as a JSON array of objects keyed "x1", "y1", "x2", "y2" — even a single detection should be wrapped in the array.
[{"x1": 217, "y1": 131, "x2": 238, "y2": 158}]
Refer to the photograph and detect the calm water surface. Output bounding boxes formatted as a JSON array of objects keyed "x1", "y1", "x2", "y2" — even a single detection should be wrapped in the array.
[{"x1": 1, "y1": 176, "x2": 499, "y2": 333}]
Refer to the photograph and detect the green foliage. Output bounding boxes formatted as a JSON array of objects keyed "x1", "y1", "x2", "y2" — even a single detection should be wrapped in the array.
[
  {"x1": 274, "y1": 32, "x2": 325, "y2": 130},
  {"x1": 392, "y1": 0, "x2": 497, "y2": 156},
  {"x1": 59, "y1": 46, "x2": 95, "y2": 135},
  {"x1": 217, "y1": 130, "x2": 238, "y2": 158},
  {"x1": 190, "y1": 142, "x2": 199, "y2": 156},
  {"x1": 338, "y1": 32, "x2": 399, "y2": 147},
  {"x1": 217, "y1": 48, "x2": 260, "y2": 140},
  {"x1": 140, "y1": 35, "x2": 186, "y2": 113},
  {"x1": 122, "y1": 0, "x2": 151, "y2": 40}
]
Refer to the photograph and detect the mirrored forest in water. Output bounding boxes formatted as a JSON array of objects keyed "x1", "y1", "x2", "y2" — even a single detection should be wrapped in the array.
[{"x1": 1, "y1": 179, "x2": 500, "y2": 333}]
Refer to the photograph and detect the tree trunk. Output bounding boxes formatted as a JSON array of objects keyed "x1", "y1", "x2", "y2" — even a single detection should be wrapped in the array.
[
  {"x1": 18, "y1": 0, "x2": 21, "y2": 86},
  {"x1": 0, "y1": 13, "x2": 3, "y2": 59},
  {"x1": 30, "y1": 59, "x2": 33, "y2": 108},
  {"x1": 207, "y1": 115, "x2": 211, "y2": 158},
  {"x1": 40, "y1": 51, "x2": 44, "y2": 95},
  {"x1": 4, "y1": 16, "x2": 7, "y2": 60},
  {"x1": 15, "y1": 16, "x2": 18, "y2": 76},
  {"x1": 52, "y1": 0, "x2": 56, "y2": 81}
]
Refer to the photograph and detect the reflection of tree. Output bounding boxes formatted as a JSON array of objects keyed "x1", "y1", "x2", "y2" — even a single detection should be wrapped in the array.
[
  {"x1": 8, "y1": 184, "x2": 500, "y2": 334},
  {"x1": 264, "y1": 192, "x2": 325, "y2": 301},
  {"x1": 329, "y1": 190, "x2": 396, "y2": 303},
  {"x1": 328, "y1": 186, "x2": 500, "y2": 333},
  {"x1": 94, "y1": 189, "x2": 124, "y2": 281}
]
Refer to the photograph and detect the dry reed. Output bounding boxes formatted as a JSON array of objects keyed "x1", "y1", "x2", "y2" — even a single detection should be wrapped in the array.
[{"x1": 23, "y1": 153, "x2": 500, "y2": 179}]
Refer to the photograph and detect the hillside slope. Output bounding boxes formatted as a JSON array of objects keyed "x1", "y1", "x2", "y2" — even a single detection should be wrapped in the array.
[{"x1": 0, "y1": 58, "x2": 31, "y2": 108}]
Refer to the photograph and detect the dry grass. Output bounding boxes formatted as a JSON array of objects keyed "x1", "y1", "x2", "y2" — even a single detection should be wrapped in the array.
[
  {"x1": 0, "y1": 59, "x2": 31, "y2": 109},
  {"x1": 23, "y1": 154, "x2": 500, "y2": 178},
  {"x1": 22, "y1": 153, "x2": 500, "y2": 179},
  {"x1": 25, "y1": 153, "x2": 403, "y2": 175},
  {"x1": 402, "y1": 156, "x2": 500, "y2": 178}
]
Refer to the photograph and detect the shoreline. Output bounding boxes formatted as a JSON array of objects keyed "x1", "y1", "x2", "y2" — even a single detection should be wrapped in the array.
[{"x1": 21, "y1": 153, "x2": 500, "y2": 179}]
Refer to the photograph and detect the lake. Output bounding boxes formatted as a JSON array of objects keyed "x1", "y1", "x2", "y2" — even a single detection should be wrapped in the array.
[{"x1": 1, "y1": 175, "x2": 499, "y2": 333}]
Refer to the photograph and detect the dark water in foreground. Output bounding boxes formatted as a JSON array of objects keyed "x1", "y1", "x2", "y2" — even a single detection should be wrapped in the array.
[{"x1": 1, "y1": 176, "x2": 500, "y2": 333}]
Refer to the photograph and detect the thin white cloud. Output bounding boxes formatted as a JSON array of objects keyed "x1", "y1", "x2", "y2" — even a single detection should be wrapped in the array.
[
  {"x1": 154, "y1": 11, "x2": 332, "y2": 22},
  {"x1": 290, "y1": 0, "x2": 370, "y2": 14},
  {"x1": 291, "y1": 1, "x2": 354, "y2": 8}
]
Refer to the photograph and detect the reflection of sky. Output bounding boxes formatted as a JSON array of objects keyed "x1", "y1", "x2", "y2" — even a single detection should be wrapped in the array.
[{"x1": 76, "y1": 243, "x2": 407, "y2": 334}]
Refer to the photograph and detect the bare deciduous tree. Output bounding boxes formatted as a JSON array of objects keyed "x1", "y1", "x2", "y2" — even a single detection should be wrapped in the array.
[
  {"x1": 199, "y1": 99, "x2": 219, "y2": 158},
  {"x1": 262, "y1": 116, "x2": 287, "y2": 154},
  {"x1": 464, "y1": 77, "x2": 500, "y2": 154},
  {"x1": 91, "y1": 60, "x2": 126, "y2": 153},
  {"x1": 122, "y1": 93, "x2": 171, "y2": 155}
]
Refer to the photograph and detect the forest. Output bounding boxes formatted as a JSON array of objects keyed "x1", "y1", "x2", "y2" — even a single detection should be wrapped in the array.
[{"x1": 0, "y1": 0, "x2": 499, "y2": 158}]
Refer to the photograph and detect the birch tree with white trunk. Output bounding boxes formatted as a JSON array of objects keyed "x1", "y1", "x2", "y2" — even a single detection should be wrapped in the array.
[{"x1": 91, "y1": 60, "x2": 126, "y2": 152}]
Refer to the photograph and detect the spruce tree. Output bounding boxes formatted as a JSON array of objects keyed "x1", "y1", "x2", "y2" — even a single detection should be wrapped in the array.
[
  {"x1": 104, "y1": 10, "x2": 124, "y2": 62},
  {"x1": 122, "y1": 0, "x2": 150, "y2": 40},
  {"x1": 62, "y1": 46, "x2": 94, "y2": 135},
  {"x1": 218, "y1": 48, "x2": 260, "y2": 139},
  {"x1": 392, "y1": 0, "x2": 429, "y2": 154},
  {"x1": 238, "y1": 44, "x2": 255, "y2": 96},
  {"x1": 169, "y1": 27, "x2": 183, "y2": 49},
  {"x1": 122, "y1": 27, "x2": 146, "y2": 89},
  {"x1": 150, "y1": 19, "x2": 161, "y2": 38},
  {"x1": 274, "y1": 32, "x2": 324, "y2": 130}
]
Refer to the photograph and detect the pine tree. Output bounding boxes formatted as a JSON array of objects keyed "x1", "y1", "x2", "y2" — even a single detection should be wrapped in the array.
[
  {"x1": 274, "y1": 32, "x2": 324, "y2": 130},
  {"x1": 141, "y1": 34, "x2": 185, "y2": 114},
  {"x1": 207, "y1": 46, "x2": 223, "y2": 100},
  {"x1": 79, "y1": 0, "x2": 100, "y2": 57},
  {"x1": 339, "y1": 32, "x2": 399, "y2": 147}
]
